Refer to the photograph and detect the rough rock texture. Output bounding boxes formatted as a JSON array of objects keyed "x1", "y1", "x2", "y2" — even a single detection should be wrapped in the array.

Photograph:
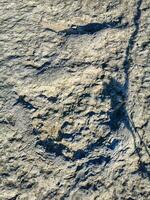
[{"x1": 0, "y1": 0, "x2": 150, "y2": 199}]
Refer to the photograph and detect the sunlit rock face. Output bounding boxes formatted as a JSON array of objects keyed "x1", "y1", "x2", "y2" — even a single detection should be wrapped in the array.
[{"x1": 0, "y1": 0, "x2": 150, "y2": 199}]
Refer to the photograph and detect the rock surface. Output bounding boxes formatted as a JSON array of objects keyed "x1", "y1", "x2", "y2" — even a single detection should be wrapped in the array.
[{"x1": 0, "y1": 0, "x2": 150, "y2": 199}]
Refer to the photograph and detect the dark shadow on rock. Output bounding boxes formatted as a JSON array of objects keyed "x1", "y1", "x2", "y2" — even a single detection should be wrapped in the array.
[
  {"x1": 73, "y1": 149, "x2": 87, "y2": 160},
  {"x1": 14, "y1": 95, "x2": 37, "y2": 110},
  {"x1": 107, "y1": 139, "x2": 120, "y2": 150},
  {"x1": 86, "y1": 155, "x2": 111, "y2": 166},
  {"x1": 101, "y1": 77, "x2": 150, "y2": 179},
  {"x1": 38, "y1": 94, "x2": 58, "y2": 103},
  {"x1": 72, "y1": 132, "x2": 112, "y2": 161},
  {"x1": 138, "y1": 162, "x2": 150, "y2": 179},
  {"x1": 36, "y1": 138, "x2": 70, "y2": 161},
  {"x1": 101, "y1": 78, "x2": 127, "y2": 131},
  {"x1": 59, "y1": 16, "x2": 128, "y2": 36}
]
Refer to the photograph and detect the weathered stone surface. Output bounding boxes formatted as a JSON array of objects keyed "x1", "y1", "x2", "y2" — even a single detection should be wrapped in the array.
[{"x1": 0, "y1": 0, "x2": 150, "y2": 199}]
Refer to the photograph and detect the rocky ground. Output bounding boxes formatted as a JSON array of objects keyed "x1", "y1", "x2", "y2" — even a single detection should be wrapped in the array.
[{"x1": 0, "y1": 0, "x2": 150, "y2": 199}]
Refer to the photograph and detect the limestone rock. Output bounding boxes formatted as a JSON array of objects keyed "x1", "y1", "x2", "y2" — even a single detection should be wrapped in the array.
[{"x1": 0, "y1": 0, "x2": 150, "y2": 199}]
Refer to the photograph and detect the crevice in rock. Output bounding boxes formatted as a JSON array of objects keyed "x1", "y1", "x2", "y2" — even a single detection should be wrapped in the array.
[
  {"x1": 121, "y1": 0, "x2": 150, "y2": 178},
  {"x1": 123, "y1": 0, "x2": 143, "y2": 96},
  {"x1": 36, "y1": 61, "x2": 51, "y2": 75}
]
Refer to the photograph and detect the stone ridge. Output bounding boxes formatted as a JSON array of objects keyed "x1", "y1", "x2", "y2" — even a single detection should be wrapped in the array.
[{"x1": 0, "y1": 0, "x2": 150, "y2": 199}]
